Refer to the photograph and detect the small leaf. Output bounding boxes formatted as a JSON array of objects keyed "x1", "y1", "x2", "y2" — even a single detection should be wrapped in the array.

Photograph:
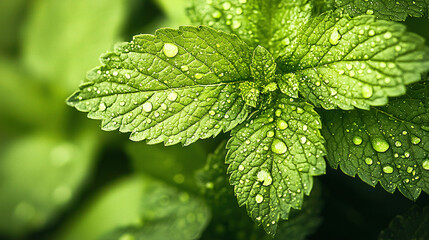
[
  {"x1": 187, "y1": 0, "x2": 313, "y2": 57},
  {"x1": 277, "y1": 73, "x2": 299, "y2": 98},
  {"x1": 379, "y1": 205, "x2": 429, "y2": 240},
  {"x1": 67, "y1": 26, "x2": 253, "y2": 146},
  {"x1": 251, "y1": 46, "x2": 276, "y2": 84},
  {"x1": 322, "y1": 80, "x2": 429, "y2": 200},
  {"x1": 226, "y1": 96, "x2": 326, "y2": 235},
  {"x1": 278, "y1": 11, "x2": 429, "y2": 110}
]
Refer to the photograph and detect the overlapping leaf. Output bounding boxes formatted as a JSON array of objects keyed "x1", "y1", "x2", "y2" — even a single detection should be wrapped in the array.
[
  {"x1": 322, "y1": 80, "x2": 429, "y2": 200},
  {"x1": 226, "y1": 96, "x2": 326, "y2": 235},
  {"x1": 278, "y1": 11, "x2": 429, "y2": 110},
  {"x1": 67, "y1": 26, "x2": 253, "y2": 145},
  {"x1": 187, "y1": 0, "x2": 313, "y2": 57}
]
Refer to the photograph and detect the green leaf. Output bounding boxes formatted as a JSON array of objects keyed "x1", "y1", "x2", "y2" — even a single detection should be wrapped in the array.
[
  {"x1": 322, "y1": 80, "x2": 429, "y2": 200},
  {"x1": 226, "y1": 96, "x2": 326, "y2": 235},
  {"x1": 334, "y1": 0, "x2": 429, "y2": 21},
  {"x1": 187, "y1": 0, "x2": 313, "y2": 57},
  {"x1": 379, "y1": 205, "x2": 429, "y2": 240},
  {"x1": 0, "y1": 130, "x2": 98, "y2": 238},
  {"x1": 23, "y1": 0, "x2": 128, "y2": 92},
  {"x1": 278, "y1": 11, "x2": 429, "y2": 110},
  {"x1": 277, "y1": 73, "x2": 300, "y2": 98},
  {"x1": 100, "y1": 177, "x2": 211, "y2": 240},
  {"x1": 67, "y1": 26, "x2": 253, "y2": 146}
]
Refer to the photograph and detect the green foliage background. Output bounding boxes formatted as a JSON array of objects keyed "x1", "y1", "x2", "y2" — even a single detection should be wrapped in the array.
[{"x1": 0, "y1": 0, "x2": 429, "y2": 239}]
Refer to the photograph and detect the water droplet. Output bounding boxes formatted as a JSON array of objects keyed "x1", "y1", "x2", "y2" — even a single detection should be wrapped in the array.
[
  {"x1": 255, "y1": 194, "x2": 263, "y2": 203},
  {"x1": 365, "y1": 157, "x2": 373, "y2": 165},
  {"x1": 366, "y1": 9, "x2": 374, "y2": 15},
  {"x1": 297, "y1": 107, "x2": 304, "y2": 114},
  {"x1": 209, "y1": 110, "x2": 215, "y2": 116},
  {"x1": 112, "y1": 71, "x2": 118, "y2": 76},
  {"x1": 195, "y1": 73, "x2": 204, "y2": 79},
  {"x1": 142, "y1": 102, "x2": 153, "y2": 112},
  {"x1": 271, "y1": 139, "x2": 287, "y2": 154},
  {"x1": 277, "y1": 120, "x2": 288, "y2": 130},
  {"x1": 383, "y1": 165, "x2": 394, "y2": 174},
  {"x1": 236, "y1": 7, "x2": 243, "y2": 14},
  {"x1": 404, "y1": 151, "x2": 410, "y2": 158},
  {"x1": 395, "y1": 141, "x2": 402, "y2": 147},
  {"x1": 238, "y1": 165, "x2": 245, "y2": 171},
  {"x1": 163, "y1": 43, "x2": 178, "y2": 58},
  {"x1": 222, "y1": 2, "x2": 231, "y2": 10},
  {"x1": 125, "y1": 73, "x2": 131, "y2": 79},
  {"x1": 353, "y1": 136, "x2": 363, "y2": 145},
  {"x1": 411, "y1": 135, "x2": 421, "y2": 145},
  {"x1": 407, "y1": 166, "x2": 413, "y2": 173},
  {"x1": 257, "y1": 170, "x2": 272, "y2": 186},
  {"x1": 362, "y1": 85, "x2": 373, "y2": 98},
  {"x1": 267, "y1": 131, "x2": 274, "y2": 138},
  {"x1": 167, "y1": 91, "x2": 178, "y2": 101},
  {"x1": 181, "y1": 65, "x2": 189, "y2": 71},
  {"x1": 275, "y1": 109, "x2": 282, "y2": 117},
  {"x1": 371, "y1": 137, "x2": 389, "y2": 152},
  {"x1": 99, "y1": 103, "x2": 107, "y2": 111},
  {"x1": 368, "y1": 29, "x2": 375, "y2": 36},
  {"x1": 422, "y1": 160, "x2": 429, "y2": 170},
  {"x1": 329, "y1": 28, "x2": 342, "y2": 45},
  {"x1": 300, "y1": 136, "x2": 307, "y2": 144}
]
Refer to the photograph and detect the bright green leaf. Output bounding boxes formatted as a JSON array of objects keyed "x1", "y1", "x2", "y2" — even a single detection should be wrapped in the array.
[
  {"x1": 226, "y1": 96, "x2": 326, "y2": 235},
  {"x1": 187, "y1": 0, "x2": 313, "y2": 57},
  {"x1": 0, "y1": 130, "x2": 98, "y2": 238},
  {"x1": 322, "y1": 80, "x2": 429, "y2": 200},
  {"x1": 277, "y1": 73, "x2": 300, "y2": 98},
  {"x1": 100, "y1": 177, "x2": 211, "y2": 240},
  {"x1": 379, "y1": 205, "x2": 429, "y2": 240},
  {"x1": 278, "y1": 11, "x2": 429, "y2": 110},
  {"x1": 67, "y1": 26, "x2": 253, "y2": 146},
  {"x1": 23, "y1": 0, "x2": 128, "y2": 92}
]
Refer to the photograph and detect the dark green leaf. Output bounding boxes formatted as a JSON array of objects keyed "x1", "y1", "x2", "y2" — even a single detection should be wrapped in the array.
[{"x1": 322, "y1": 80, "x2": 429, "y2": 200}]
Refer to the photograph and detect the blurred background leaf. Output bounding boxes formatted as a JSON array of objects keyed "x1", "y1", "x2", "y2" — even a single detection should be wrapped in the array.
[
  {"x1": 0, "y1": 128, "x2": 99, "y2": 238},
  {"x1": 22, "y1": 0, "x2": 129, "y2": 93}
]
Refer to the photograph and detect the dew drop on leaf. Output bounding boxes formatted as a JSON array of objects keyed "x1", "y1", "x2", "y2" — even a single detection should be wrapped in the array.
[
  {"x1": 142, "y1": 102, "x2": 153, "y2": 112},
  {"x1": 329, "y1": 28, "x2": 341, "y2": 45},
  {"x1": 267, "y1": 131, "x2": 274, "y2": 138},
  {"x1": 255, "y1": 194, "x2": 263, "y2": 203},
  {"x1": 411, "y1": 135, "x2": 421, "y2": 145},
  {"x1": 365, "y1": 157, "x2": 373, "y2": 165},
  {"x1": 423, "y1": 160, "x2": 429, "y2": 170},
  {"x1": 194, "y1": 73, "x2": 204, "y2": 79},
  {"x1": 257, "y1": 170, "x2": 273, "y2": 186},
  {"x1": 162, "y1": 43, "x2": 179, "y2": 58},
  {"x1": 167, "y1": 91, "x2": 178, "y2": 101},
  {"x1": 383, "y1": 165, "x2": 394, "y2": 174},
  {"x1": 362, "y1": 85, "x2": 373, "y2": 98},
  {"x1": 277, "y1": 120, "x2": 288, "y2": 130},
  {"x1": 99, "y1": 103, "x2": 106, "y2": 111},
  {"x1": 371, "y1": 137, "x2": 390, "y2": 152},
  {"x1": 271, "y1": 139, "x2": 287, "y2": 154},
  {"x1": 353, "y1": 136, "x2": 363, "y2": 145},
  {"x1": 238, "y1": 164, "x2": 245, "y2": 171}
]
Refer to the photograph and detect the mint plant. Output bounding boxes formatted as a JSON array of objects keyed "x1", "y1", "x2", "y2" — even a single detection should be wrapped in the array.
[{"x1": 67, "y1": 0, "x2": 429, "y2": 237}]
